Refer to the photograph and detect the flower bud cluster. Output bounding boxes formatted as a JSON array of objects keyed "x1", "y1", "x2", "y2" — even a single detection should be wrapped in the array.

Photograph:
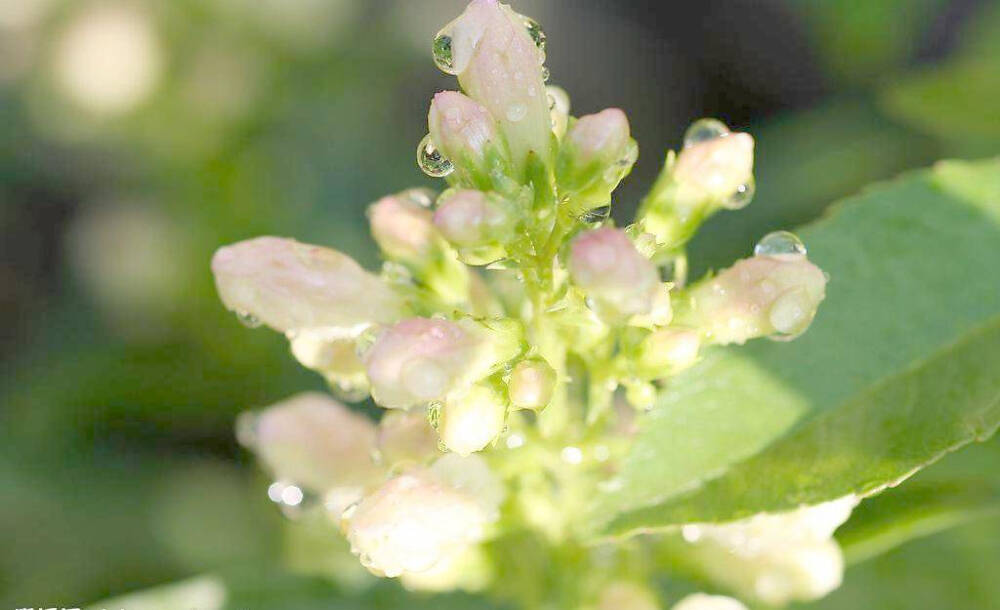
[{"x1": 211, "y1": 0, "x2": 834, "y2": 602}]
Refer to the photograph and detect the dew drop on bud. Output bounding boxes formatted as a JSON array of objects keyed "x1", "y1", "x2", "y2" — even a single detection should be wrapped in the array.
[
  {"x1": 683, "y1": 118, "x2": 731, "y2": 148},
  {"x1": 522, "y1": 17, "x2": 547, "y2": 54},
  {"x1": 432, "y1": 32, "x2": 456, "y2": 74},
  {"x1": 236, "y1": 310, "x2": 262, "y2": 328},
  {"x1": 754, "y1": 230, "x2": 807, "y2": 259},
  {"x1": 417, "y1": 134, "x2": 455, "y2": 178},
  {"x1": 722, "y1": 179, "x2": 756, "y2": 210},
  {"x1": 579, "y1": 205, "x2": 612, "y2": 225},
  {"x1": 506, "y1": 103, "x2": 528, "y2": 122},
  {"x1": 546, "y1": 85, "x2": 570, "y2": 136}
]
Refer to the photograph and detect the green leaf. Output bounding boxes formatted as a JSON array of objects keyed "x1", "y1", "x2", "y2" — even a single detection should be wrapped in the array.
[
  {"x1": 836, "y1": 480, "x2": 1000, "y2": 566},
  {"x1": 591, "y1": 158, "x2": 1000, "y2": 537}
]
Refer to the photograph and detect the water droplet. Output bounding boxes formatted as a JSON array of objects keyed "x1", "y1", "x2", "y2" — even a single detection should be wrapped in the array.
[
  {"x1": 754, "y1": 230, "x2": 807, "y2": 259},
  {"x1": 522, "y1": 17, "x2": 546, "y2": 54},
  {"x1": 236, "y1": 310, "x2": 261, "y2": 328},
  {"x1": 267, "y1": 481, "x2": 319, "y2": 519},
  {"x1": 417, "y1": 134, "x2": 454, "y2": 178},
  {"x1": 432, "y1": 32, "x2": 456, "y2": 74},
  {"x1": 546, "y1": 85, "x2": 570, "y2": 136},
  {"x1": 506, "y1": 103, "x2": 528, "y2": 122},
  {"x1": 722, "y1": 180, "x2": 755, "y2": 210},
  {"x1": 684, "y1": 118, "x2": 730, "y2": 148},
  {"x1": 768, "y1": 289, "x2": 813, "y2": 341},
  {"x1": 234, "y1": 411, "x2": 259, "y2": 448},
  {"x1": 579, "y1": 205, "x2": 611, "y2": 225}
]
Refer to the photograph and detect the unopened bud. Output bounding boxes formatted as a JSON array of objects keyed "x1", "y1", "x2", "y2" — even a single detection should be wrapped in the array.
[
  {"x1": 429, "y1": 92, "x2": 509, "y2": 188},
  {"x1": 289, "y1": 331, "x2": 369, "y2": 400},
  {"x1": 673, "y1": 129, "x2": 755, "y2": 204},
  {"x1": 672, "y1": 594, "x2": 747, "y2": 610},
  {"x1": 679, "y1": 497, "x2": 857, "y2": 605},
  {"x1": 363, "y1": 317, "x2": 522, "y2": 409},
  {"x1": 557, "y1": 109, "x2": 636, "y2": 211},
  {"x1": 598, "y1": 582, "x2": 661, "y2": 610},
  {"x1": 344, "y1": 466, "x2": 496, "y2": 577},
  {"x1": 376, "y1": 409, "x2": 440, "y2": 469},
  {"x1": 637, "y1": 328, "x2": 701, "y2": 377},
  {"x1": 507, "y1": 357, "x2": 556, "y2": 410},
  {"x1": 368, "y1": 193, "x2": 436, "y2": 263},
  {"x1": 684, "y1": 248, "x2": 826, "y2": 345},
  {"x1": 248, "y1": 392, "x2": 380, "y2": 492},
  {"x1": 441, "y1": 0, "x2": 551, "y2": 176},
  {"x1": 212, "y1": 236, "x2": 403, "y2": 335},
  {"x1": 433, "y1": 190, "x2": 516, "y2": 265},
  {"x1": 439, "y1": 382, "x2": 507, "y2": 456},
  {"x1": 569, "y1": 228, "x2": 659, "y2": 319}
]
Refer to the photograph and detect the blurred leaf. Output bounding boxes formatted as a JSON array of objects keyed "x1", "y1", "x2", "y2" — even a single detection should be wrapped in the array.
[
  {"x1": 591, "y1": 158, "x2": 1000, "y2": 537},
  {"x1": 792, "y1": 0, "x2": 947, "y2": 84},
  {"x1": 879, "y1": 2, "x2": 1000, "y2": 156}
]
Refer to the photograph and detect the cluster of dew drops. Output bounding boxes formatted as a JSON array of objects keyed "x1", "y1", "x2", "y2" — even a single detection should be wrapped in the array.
[{"x1": 417, "y1": 13, "x2": 559, "y2": 179}]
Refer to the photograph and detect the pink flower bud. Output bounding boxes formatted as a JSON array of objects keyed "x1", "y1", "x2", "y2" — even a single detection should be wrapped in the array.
[
  {"x1": 211, "y1": 237, "x2": 403, "y2": 335},
  {"x1": 568, "y1": 228, "x2": 659, "y2": 318},
  {"x1": 442, "y1": 0, "x2": 551, "y2": 176},
  {"x1": 557, "y1": 109, "x2": 635, "y2": 211},
  {"x1": 344, "y1": 458, "x2": 500, "y2": 577},
  {"x1": 368, "y1": 193, "x2": 436, "y2": 263},
  {"x1": 376, "y1": 409, "x2": 440, "y2": 468},
  {"x1": 673, "y1": 132, "x2": 755, "y2": 202},
  {"x1": 432, "y1": 190, "x2": 515, "y2": 255},
  {"x1": 507, "y1": 357, "x2": 556, "y2": 410},
  {"x1": 439, "y1": 383, "x2": 507, "y2": 455},
  {"x1": 362, "y1": 317, "x2": 521, "y2": 409},
  {"x1": 428, "y1": 91, "x2": 508, "y2": 185},
  {"x1": 685, "y1": 252, "x2": 827, "y2": 345},
  {"x1": 249, "y1": 392, "x2": 380, "y2": 492}
]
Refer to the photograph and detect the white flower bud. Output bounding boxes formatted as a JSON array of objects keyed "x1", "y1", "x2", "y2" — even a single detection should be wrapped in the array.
[
  {"x1": 597, "y1": 582, "x2": 661, "y2": 610},
  {"x1": 679, "y1": 496, "x2": 858, "y2": 605},
  {"x1": 368, "y1": 193, "x2": 436, "y2": 263},
  {"x1": 442, "y1": 0, "x2": 551, "y2": 176},
  {"x1": 637, "y1": 328, "x2": 701, "y2": 377},
  {"x1": 249, "y1": 392, "x2": 380, "y2": 492},
  {"x1": 289, "y1": 331, "x2": 368, "y2": 397},
  {"x1": 672, "y1": 594, "x2": 747, "y2": 610},
  {"x1": 376, "y1": 409, "x2": 440, "y2": 469},
  {"x1": 684, "y1": 252, "x2": 827, "y2": 345},
  {"x1": 344, "y1": 459, "x2": 500, "y2": 577},
  {"x1": 507, "y1": 357, "x2": 557, "y2": 410},
  {"x1": 439, "y1": 382, "x2": 507, "y2": 455},
  {"x1": 211, "y1": 237, "x2": 403, "y2": 335},
  {"x1": 428, "y1": 91, "x2": 509, "y2": 186},
  {"x1": 673, "y1": 132, "x2": 754, "y2": 203},
  {"x1": 363, "y1": 317, "x2": 522, "y2": 409},
  {"x1": 569, "y1": 228, "x2": 659, "y2": 318},
  {"x1": 433, "y1": 190, "x2": 516, "y2": 264}
]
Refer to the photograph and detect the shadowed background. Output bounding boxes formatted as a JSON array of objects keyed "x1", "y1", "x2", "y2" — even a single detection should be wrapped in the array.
[{"x1": 1, "y1": 0, "x2": 998, "y2": 607}]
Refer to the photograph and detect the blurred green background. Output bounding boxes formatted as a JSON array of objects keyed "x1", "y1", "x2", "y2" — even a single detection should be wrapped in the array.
[{"x1": 1, "y1": 0, "x2": 998, "y2": 607}]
